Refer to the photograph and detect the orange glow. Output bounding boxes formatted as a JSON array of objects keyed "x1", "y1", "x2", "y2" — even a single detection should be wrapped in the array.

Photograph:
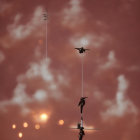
[
  {"x1": 18, "y1": 132, "x2": 23, "y2": 138},
  {"x1": 32, "y1": 111, "x2": 50, "y2": 123},
  {"x1": 83, "y1": 124, "x2": 96, "y2": 133},
  {"x1": 38, "y1": 39, "x2": 43, "y2": 45},
  {"x1": 58, "y1": 120, "x2": 64, "y2": 125},
  {"x1": 12, "y1": 124, "x2": 16, "y2": 129},
  {"x1": 35, "y1": 124, "x2": 40, "y2": 130},
  {"x1": 40, "y1": 113, "x2": 48, "y2": 122},
  {"x1": 69, "y1": 123, "x2": 96, "y2": 133},
  {"x1": 23, "y1": 122, "x2": 28, "y2": 128}
]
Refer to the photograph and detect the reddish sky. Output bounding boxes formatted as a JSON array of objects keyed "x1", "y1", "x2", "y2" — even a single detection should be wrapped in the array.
[{"x1": 0, "y1": 0, "x2": 140, "y2": 140}]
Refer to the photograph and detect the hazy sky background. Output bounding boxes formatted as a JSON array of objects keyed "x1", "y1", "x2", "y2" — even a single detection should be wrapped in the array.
[{"x1": 0, "y1": 0, "x2": 140, "y2": 140}]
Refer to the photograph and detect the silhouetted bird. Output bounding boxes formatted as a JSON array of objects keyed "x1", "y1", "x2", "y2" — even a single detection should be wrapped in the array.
[
  {"x1": 75, "y1": 47, "x2": 89, "y2": 53},
  {"x1": 78, "y1": 97, "x2": 88, "y2": 113}
]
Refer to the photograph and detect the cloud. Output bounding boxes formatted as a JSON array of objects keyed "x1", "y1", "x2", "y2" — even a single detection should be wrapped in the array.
[
  {"x1": 26, "y1": 59, "x2": 54, "y2": 82},
  {"x1": 70, "y1": 34, "x2": 92, "y2": 47},
  {"x1": 93, "y1": 90, "x2": 104, "y2": 101},
  {"x1": 7, "y1": 6, "x2": 43, "y2": 40},
  {"x1": 0, "y1": 58, "x2": 68, "y2": 115},
  {"x1": 24, "y1": 59, "x2": 68, "y2": 99},
  {"x1": 0, "y1": 83, "x2": 32, "y2": 115},
  {"x1": 70, "y1": 33, "x2": 108, "y2": 49},
  {"x1": 119, "y1": 0, "x2": 136, "y2": 13},
  {"x1": 0, "y1": 83, "x2": 48, "y2": 115},
  {"x1": 101, "y1": 75, "x2": 138, "y2": 121},
  {"x1": 127, "y1": 65, "x2": 140, "y2": 71},
  {"x1": 33, "y1": 90, "x2": 48, "y2": 102},
  {"x1": 61, "y1": 0, "x2": 85, "y2": 28},
  {"x1": 0, "y1": 51, "x2": 5, "y2": 63},
  {"x1": 99, "y1": 51, "x2": 117, "y2": 70},
  {"x1": 0, "y1": 6, "x2": 44, "y2": 48},
  {"x1": 0, "y1": 2, "x2": 12, "y2": 14}
]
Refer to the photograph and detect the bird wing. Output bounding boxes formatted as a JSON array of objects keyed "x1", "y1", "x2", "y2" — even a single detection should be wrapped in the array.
[
  {"x1": 75, "y1": 48, "x2": 80, "y2": 50},
  {"x1": 70, "y1": 127, "x2": 79, "y2": 130},
  {"x1": 84, "y1": 128, "x2": 100, "y2": 130}
]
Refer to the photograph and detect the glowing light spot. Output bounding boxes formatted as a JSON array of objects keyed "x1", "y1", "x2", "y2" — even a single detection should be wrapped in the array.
[
  {"x1": 84, "y1": 124, "x2": 95, "y2": 133},
  {"x1": 18, "y1": 132, "x2": 23, "y2": 138},
  {"x1": 35, "y1": 124, "x2": 40, "y2": 130},
  {"x1": 58, "y1": 120, "x2": 64, "y2": 125},
  {"x1": 23, "y1": 122, "x2": 28, "y2": 128},
  {"x1": 38, "y1": 40, "x2": 43, "y2": 45},
  {"x1": 12, "y1": 124, "x2": 16, "y2": 129},
  {"x1": 33, "y1": 111, "x2": 50, "y2": 123},
  {"x1": 40, "y1": 113, "x2": 48, "y2": 122}
]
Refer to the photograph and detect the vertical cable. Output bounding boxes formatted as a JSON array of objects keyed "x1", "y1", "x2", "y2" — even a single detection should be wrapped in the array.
[
  {"x1": 81, "y1": 54, "x2": 84, "y2": 127},
  {"x1": 45, "y1": 16, "x2": 47, "y2": 59},
  {"x1": 42, "y1": 12, "x2": 45, "y2": 60},
  {"x1": 81, "y1": 54, "x2": 84, "y2": 97}
]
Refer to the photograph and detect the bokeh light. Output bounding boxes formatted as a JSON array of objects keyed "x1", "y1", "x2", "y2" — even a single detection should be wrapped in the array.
[
  {"x1": 35, "y1": 124, "x2": 40, "y2": 130},
  {"x1": 12, "y1": 124, "x2": 16, "y2": 129},
  {"x1": 40, "y1": 113, "x2": 48, "y2": 122},
  {"x1": 18, "y1": 132, "x2": 23, "y2": 138},
  {"x1": 23, "y1": 122, "x2": 28, "y2": 128},
  {"x1": 33, "y1": 111, "x2": 50, "y2": 123},
  {"x1": 58, "y1": 120, "x2": 64, "y2": 125}
]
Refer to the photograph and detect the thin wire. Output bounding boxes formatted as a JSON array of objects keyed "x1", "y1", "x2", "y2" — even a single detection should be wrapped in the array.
[
  {"x1": 81, "y1": 54, "x2": 84, "y2": 97},
  {"x1": 42, "y1": 18, "x2": 45, "y2": 60},
  {"x1": 81, "y1": 54, "x2": 84, "y2": 127},
  {"x1": 45, "y1": 17, "x2": 48, "y2": 59}
]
